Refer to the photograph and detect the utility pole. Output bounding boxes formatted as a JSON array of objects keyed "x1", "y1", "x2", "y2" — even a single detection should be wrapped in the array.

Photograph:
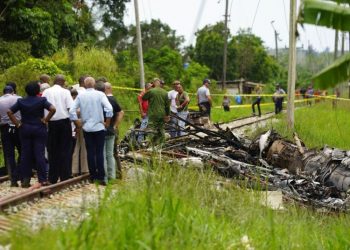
[
  {"x1": 271, "y1": 21, "x2": 279, "y2": 61},
  {"x1": 134, "y1": 0, "x2": 145, "y2": 89},
  {"x1": 341, "y1": 32, "x2": 345, "y2": 55},
  {"x1": 334, "y1": 29, "x2": 339, "y2": 60},
  {"x1": 286, "y1": 0, "x2": 297, "y2": 130},
  {"x1": 222, "y1": 0, "x2": 229, "y2": 90}
]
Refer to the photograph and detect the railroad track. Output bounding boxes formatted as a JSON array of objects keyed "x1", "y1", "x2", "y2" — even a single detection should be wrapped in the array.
[
  {"x1": 0, "y1": 174, "x2": 93, "y2": 233},
  {"x1": 0, "y1": 179, "x2": 104, "y2": 234},
  {"x1": 220, "y1": 111, "x2": 276, "y2": 131}
]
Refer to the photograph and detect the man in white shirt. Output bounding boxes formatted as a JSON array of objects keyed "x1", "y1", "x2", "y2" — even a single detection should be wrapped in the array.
[
  {"x1": 42, "y1": 74, "x2": 74, "y2": 183},
  {"x1": 168, "y1": 80, "x2": 180, "y2": 137},
  {"x1": 197, "y1": 79, "x2": 212, "y2": 117}
]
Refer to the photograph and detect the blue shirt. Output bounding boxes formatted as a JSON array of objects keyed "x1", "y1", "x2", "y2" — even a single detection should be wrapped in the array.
[
  {"x1": 69, "y1": 88, "x2": 113, "y2": 132},
  {"x1": 10, "y1": 96, "x2": 52, "y2": 125}
]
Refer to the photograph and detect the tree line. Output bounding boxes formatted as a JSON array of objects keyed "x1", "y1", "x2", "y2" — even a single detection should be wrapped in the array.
[{"x1": 0, "y1": 0, "x2": 332, "y2": 93}]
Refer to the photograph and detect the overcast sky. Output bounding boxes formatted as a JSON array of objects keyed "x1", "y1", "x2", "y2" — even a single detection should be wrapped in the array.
[{"x1": 124, "y1": 0, "x2": 342, "y2": 52}]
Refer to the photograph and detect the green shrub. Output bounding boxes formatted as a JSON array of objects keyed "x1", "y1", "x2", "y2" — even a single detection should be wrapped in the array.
[
  {"x1": 0, "y1": 40, "x2": 31, "y2": 72},
  {"x1": 182, "y1": 61, "x2": 210, "y2": 92},
  {"x1": 0, "y1": 58, "x2": 63, "y2": 95},
  {"x1": 52, "y1": 45, "x2": 118, "y2": 83}
]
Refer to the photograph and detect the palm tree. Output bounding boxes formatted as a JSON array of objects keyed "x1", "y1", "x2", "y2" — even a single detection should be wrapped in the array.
[{"x1": 298, "y1": 0, "x2": 350, "y2": 89}]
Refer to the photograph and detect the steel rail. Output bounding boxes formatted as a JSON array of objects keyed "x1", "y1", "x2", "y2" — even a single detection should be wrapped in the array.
[{"x1": 0, "y1": 174, "x2": 90, "y2": 211}]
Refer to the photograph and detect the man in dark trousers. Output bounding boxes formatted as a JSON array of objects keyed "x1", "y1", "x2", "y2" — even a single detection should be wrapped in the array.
[
  {"x1": 42, "y1": 75, "x2": 74, "y2": 183},
  {"x1": 142, "y1": 79, "x2": 170, "y2": 145},
  {"x1": 69, "y1": 77, "x2": 113, "y2": 185},
  {"x1": 0, "y1": 86, "x2": 21, "y2": 186}
]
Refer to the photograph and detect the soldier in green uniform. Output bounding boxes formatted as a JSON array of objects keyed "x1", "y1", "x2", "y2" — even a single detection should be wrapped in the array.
[{"x1": 142, "y1": 79, "x2": 170, "y2": 145}]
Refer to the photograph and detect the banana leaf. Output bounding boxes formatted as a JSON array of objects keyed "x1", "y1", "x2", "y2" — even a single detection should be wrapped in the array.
[
  {"x1": 312, "y1": 53, "x2": 350, "y2": 88},
  {"x1": 326, "y1": 0, "x2": 350, "y2": 4},
  {"x1": 299, "y1": 0, "x2": 350, "y2": 32}
]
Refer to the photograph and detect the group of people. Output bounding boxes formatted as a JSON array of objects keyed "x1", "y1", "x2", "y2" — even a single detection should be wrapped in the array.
[
  {"x1": 137, "y1": 78, "x2": 195, "y2": 145},
  {"x1": 220, "y1": 83, "x2": 287, "y2": 116},
  {"x1": 0, "y1": 75, "x2": 123, "y2": 188}
]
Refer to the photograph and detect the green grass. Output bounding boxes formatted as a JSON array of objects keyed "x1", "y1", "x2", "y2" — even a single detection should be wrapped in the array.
[
  {"x1": 5, "y1": 93, "x2": 346, "y2": 249},
  {"x1": 4, "y1": 162, "x2": 350, "y2": 249},
  {"x1": 270, "y1": 100, "x2": 350, "y2": 148}
]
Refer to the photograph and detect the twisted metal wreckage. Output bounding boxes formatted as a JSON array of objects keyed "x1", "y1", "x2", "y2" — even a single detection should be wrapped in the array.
[{"x1": 120, "y1": 113, "x2": 350, "y2": 212}]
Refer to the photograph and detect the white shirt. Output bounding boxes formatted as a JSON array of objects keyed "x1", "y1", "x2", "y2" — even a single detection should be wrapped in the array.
[
  {"x1": 76, "y1": 86, "x2": 86, "y2": 95},
  {"x1": 42, "y1": 85, "x2": 74, "y2": 121},
  {"x1": 168, "y1": 90, "x2": 178, "y2": 113},
  {"x1": 197, "y1": 85, "x2": 210, "y2": 103}
]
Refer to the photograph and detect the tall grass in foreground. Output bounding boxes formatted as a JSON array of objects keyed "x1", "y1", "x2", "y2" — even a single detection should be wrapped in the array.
[
  {"x1": 4, "y1": 163, "x2": 350, "y2": 249},
  {"x1": 3, "y1": 101, "x2": 350, "y2": 249},
  {"x1": 271, "y1": 100, "x2": 350, "y2": 148}
]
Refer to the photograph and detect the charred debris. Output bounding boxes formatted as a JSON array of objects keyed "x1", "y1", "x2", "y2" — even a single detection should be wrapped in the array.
[{"x1": 121, "y1": 114, "x2": 350, "y2": 212}]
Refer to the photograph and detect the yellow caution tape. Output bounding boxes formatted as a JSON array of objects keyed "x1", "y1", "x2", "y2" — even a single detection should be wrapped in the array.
[
  {"x1": 112, "y1": 86, "x2": 142, "y2": 91},
  {"x1": 112, "y1": 85, "x2": 349, "y2": 101}
]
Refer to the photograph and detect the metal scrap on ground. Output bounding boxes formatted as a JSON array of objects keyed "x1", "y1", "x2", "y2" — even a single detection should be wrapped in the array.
[{"x1": 120, "y1": 114, "x2": 350, "y2": 212}]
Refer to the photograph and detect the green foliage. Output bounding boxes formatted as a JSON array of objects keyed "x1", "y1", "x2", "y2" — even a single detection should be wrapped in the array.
[
  {"x1": 7, "y1": 7, "x2": 57, "y2": 57},
  {"x1": 277, "y1": 46, "x2": 333, "y2": 88},
  {"x1": 129, "y1": 19, "x2": 184, "y2": 52},
  {"x1": 298, "y1": 0, "x2": 350, "y2": 32},
  {"x1": 233, "y1": 29, "x2": 281, "y2": 83},
  {"x1": 0, "y1": 0, "x2": 96, "y2": 57},
  {"x1": 194, "y1": 22, "x2": 229, "y2": 80},
  {"x1": 51, "y1": 45, "x2": 118, "y2": 84},
  {"x1": 0, "y1": 58, "x2": 63, "y2": 95},
  {"x1": 194, "y1": 24, "x2": 281, "y2": 83},
  {"x1": 92, "y1": 0, "x2": 131, "y2": 49},
  {"x1": 182, "y1": 61, "x2": 210, "y2": 92},
  {"x1": 144, "y1": 46, "x2": 184, "y2": 84},
  {"x1": 0, "y1": 40, "x2": 31, "y2": 72},
  {"x1": 298, "y1": 0, "x2": 350, "y2": 87},
  {"x1": 312, "y1": 53, "x2": 350, "y2": 89}
]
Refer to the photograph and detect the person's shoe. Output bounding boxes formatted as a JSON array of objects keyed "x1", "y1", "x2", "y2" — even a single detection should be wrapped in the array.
[
  {"x1": 41, "y1": 181, "x2": 50, "y2": 186},
  {"x1": 21, "y1": 178, "x2": 31, "y2": 188},
  {"x1": 10, "y1": 181, "x2": 19, "y2": 187},
  {"x1": 252, "y1": 113, "x2": 256, "y2": 116},
  {"x1": 30, "y1": 182, "x2": 42, "y2": 190}
]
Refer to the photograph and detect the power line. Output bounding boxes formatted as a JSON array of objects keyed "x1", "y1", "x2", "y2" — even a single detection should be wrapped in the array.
[
  {"x1": 282, "y1": 0, "x2": 289, "y2": 34},
  {"x1": 251, "y1": 0, "x2": 261, "y2": 31},
  {"x1": 140, "y1": 0, "x2": 148, "y2": 22},
  {"x1": 315, "y1": 26, "x2": 324, "y2": 51},
  {"x1": 146, "y1": 0, "x2": 153, "y2": 20},
  {"x1": 229, "y1": 0, "x2": 234, "y2": 18},
  {"x1": 188, "y1": 0, "x2": 207, "y2": 46}
]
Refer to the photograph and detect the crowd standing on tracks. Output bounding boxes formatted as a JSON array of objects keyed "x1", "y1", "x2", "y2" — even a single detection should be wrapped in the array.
[
  {"x1": 0, "y1": 74, "x2": 327, "y2": 189},
  {"x1": 0, "y1": 75, "x2": 124, "y2": 188}
]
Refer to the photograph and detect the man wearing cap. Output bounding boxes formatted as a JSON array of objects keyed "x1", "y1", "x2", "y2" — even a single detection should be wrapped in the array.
[
  {"x1": 142, "y1": 79, "x2": 170, "y2": 145},
  {"x1": 197, "y1": 79, "x2": 212, "y2": 117},
  {"x1": 168, "y1": 80, "x2": 180, "y2": 137},
  {"x1": 0, "y1": 86, "x2": 21, "y2": 186}
]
